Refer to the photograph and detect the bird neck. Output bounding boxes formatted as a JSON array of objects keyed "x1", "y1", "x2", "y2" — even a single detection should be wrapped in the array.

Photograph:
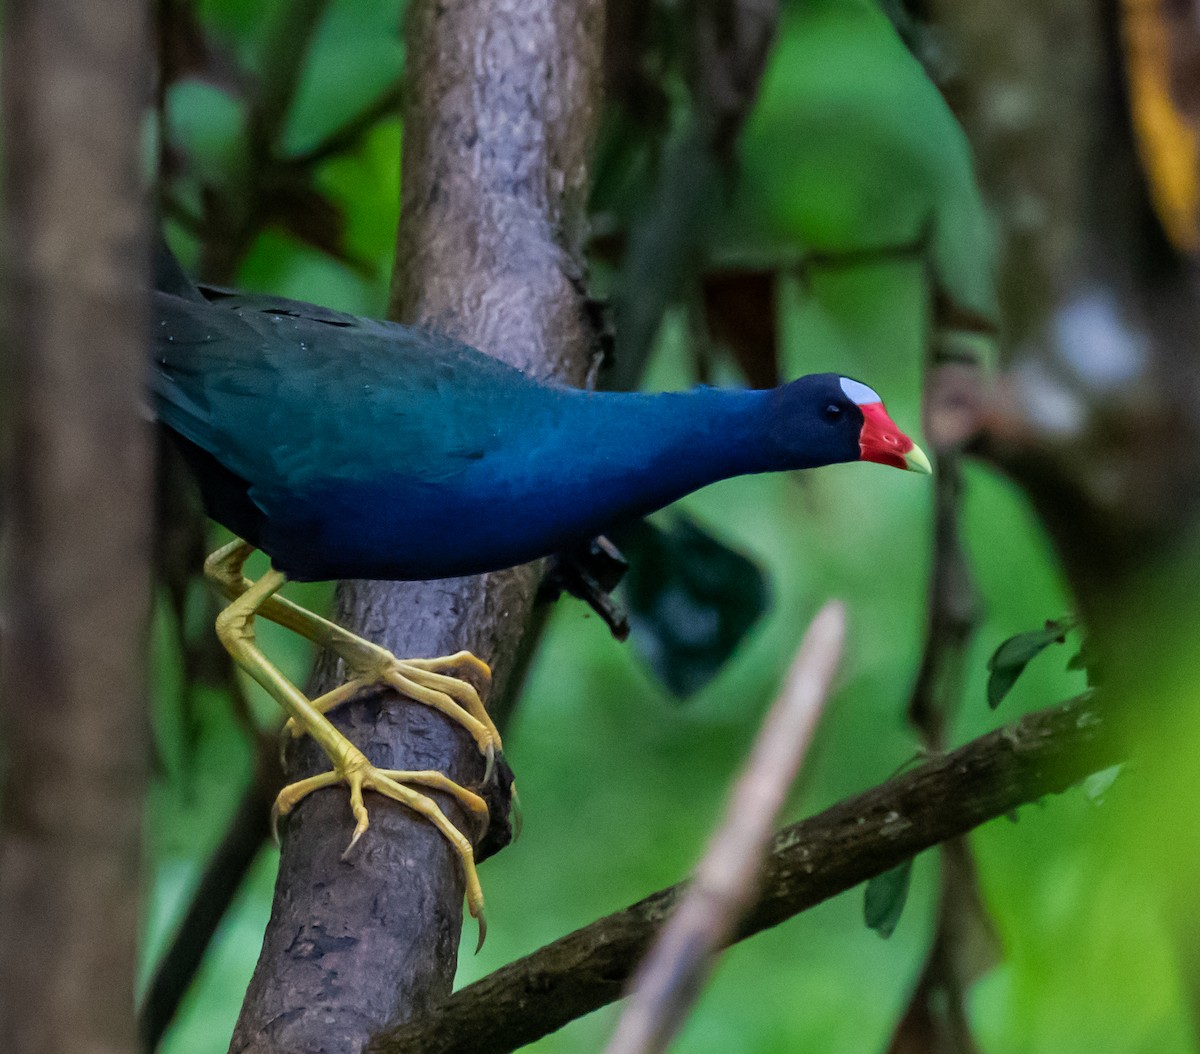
[{"x1": 548, "y1": 385, "x2": 779, "y2": 526}]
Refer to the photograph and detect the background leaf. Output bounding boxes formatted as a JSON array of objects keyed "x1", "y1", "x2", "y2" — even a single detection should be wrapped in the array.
[
  {"x1": 614, "y1": 516, "x2": 770, "y2": 698},
  {"x1": 865, "y1": 858, "x2": 915, "y2": 939},
  {"x1": 986, "y1": 616, "x2": 1078, "y2": 709}
]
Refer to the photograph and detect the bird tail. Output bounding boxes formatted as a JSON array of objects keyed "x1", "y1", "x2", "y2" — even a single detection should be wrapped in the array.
[{"x1": 155, "y1": 233, "x2": 205, "y2": 302}]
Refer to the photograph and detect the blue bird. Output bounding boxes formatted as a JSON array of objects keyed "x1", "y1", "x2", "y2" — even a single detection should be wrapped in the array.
[{"x1": 153, "y1": 243, "x2": 929, "y2": 940}]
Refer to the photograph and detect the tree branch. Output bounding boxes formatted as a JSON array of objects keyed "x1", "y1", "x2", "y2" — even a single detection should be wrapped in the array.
[
  {"x1": 603, "y1": 0, "x2": 780, "y2": 392},
  {"x1": 252, "y1": 0, "x2": 329, "y2": 150},
  {"x1": 369, "y1": 694, "x2": 1121, "y2": 1054},
  {"x1": 884, "y1": 440, "x2": 998, "y2": 1052},
  {"x1": 285, "y1": 80, "x2": 404, "y2": 169}
]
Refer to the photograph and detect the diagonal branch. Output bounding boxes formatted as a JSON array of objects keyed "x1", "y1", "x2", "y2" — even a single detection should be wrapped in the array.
[
  {"x1": 251, "y1": 0, "x2": 329, "y2": 150},
  {"x1": 194, "y1": 0, "x2": 332, "y2": 282},
  {"x1": 285, "y1": 80, "x2": 404, "y2": 169},
  {"x1": 604, "y1": 601, "x2": 845, "y2": 1054},
  {"x1": 369, "y1": 694, "x2": 1121, "y2": 1054}
]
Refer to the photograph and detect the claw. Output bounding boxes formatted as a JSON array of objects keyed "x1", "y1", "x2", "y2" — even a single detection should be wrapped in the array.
[
  {"x1": 270, "y1": 801, "x2": 283, "y2": 846},
  {"x1": 475, "y1": 910, "x2": 487, "y2": 954},
  {"x1": 276, "y1": 756, "x2": 488, "y2": 932},
  {"x1": 343, "y1": 769, "x2": 370, "y2": 857},
  {"x1": 510, "y1": 781, "x2": 523, "y2": 843},
  {"x1": 484, "y1": 741, "x2": 496, "y2": 784},
  {"x1": 343, "y1": 816, "x2": 368, "y2": 860}
]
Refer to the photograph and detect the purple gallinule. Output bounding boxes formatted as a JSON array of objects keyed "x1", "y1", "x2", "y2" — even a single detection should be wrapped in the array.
[{"x1": 153, "y1": 243, "x2": 929, "y2": 940}]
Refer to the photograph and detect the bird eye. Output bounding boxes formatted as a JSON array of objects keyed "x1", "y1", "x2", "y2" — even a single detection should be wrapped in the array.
[{"x1": 821, "y1": 403, "x2": 843, "y2": 423}]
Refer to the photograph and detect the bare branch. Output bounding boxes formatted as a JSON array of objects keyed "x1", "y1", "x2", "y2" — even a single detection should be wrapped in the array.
[
  {"x1": 604, "y1": 601, "x2": 845, "y2": 1054},
  {"x1": 603, "y1": 0, "x2": 780, "y2": 391},
  {"x1": 195, "y1": 0, "x2": 332, "y2": 281},
  {"x1": 885, "y1": 426, "x2": 998, "y2": 1052},
  {"x1": 369, "y1": 694, "x2": 1120, "y2": 1054}
]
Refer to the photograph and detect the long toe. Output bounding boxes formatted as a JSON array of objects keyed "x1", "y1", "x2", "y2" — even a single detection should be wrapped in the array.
[
  {"x1": 377, "y1": 769, "x2": 490, "y2": 825},
  {"x1": 272, "y1": 756, "x2": 490, "y2": 935}
]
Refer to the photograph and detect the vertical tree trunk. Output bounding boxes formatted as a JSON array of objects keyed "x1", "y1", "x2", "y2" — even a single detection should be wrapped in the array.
[
  {"x1": 0, "y1": 2, "x2": 151, "y2": 1053},
  {"x1": 228, "y1": 2, "x2": 605, "y2": 1052}
]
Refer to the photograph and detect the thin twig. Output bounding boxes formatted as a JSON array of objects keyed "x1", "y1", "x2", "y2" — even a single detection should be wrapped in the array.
[
  {"x1": 194, "y1": 0, "x2": 332, "y2": 282},
  {"x1": 368, "y1": 693, "x2": 1121, "y2": 1054},
  {"x1": 604, "y1": 601, "x2": 845, "y2": 1054},
  {"x1": 885, "y1": 428, "x2": 998, "y2": 1052}
]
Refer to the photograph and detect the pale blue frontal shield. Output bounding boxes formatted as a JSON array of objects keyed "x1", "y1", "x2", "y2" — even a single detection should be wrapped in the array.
[{"x1": 839, "y1": 377, "x2": 882, "y2": 405}]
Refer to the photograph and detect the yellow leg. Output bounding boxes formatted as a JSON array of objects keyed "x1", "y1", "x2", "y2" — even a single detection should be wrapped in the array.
[
  {"x1": 204, "y1": 541, "x2": 502, "y2": 776},
  {"x1": 214, "y1": 564, "x2": 488, "y2": 941}
]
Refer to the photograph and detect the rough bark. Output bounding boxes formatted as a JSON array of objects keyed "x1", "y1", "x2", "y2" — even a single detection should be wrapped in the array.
[
  {"x1": 227, "y1": 2, "x2": 605, "y2": 1052},
  {"x1": 368, "y1": 695, "x2": 1122, "y2": 1054},
  {"x1": 0, "y1": 1, "x2": 151, "y2": 1052}
]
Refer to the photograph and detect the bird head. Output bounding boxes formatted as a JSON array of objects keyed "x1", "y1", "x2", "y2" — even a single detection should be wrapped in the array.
[{"x1": 770, "y1": 373, "x2": 931, "y2": 474}]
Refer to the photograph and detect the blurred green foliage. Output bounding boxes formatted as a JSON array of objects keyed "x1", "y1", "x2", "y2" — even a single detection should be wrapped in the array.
[
  {"x1": 731, "y1": 0, "x2": 994, "y2": 322},
  {"x1": 144, "y1": 1, "x2": 1193, "y2": 1052}
]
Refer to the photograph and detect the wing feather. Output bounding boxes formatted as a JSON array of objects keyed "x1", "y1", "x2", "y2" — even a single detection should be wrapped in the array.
[{"x1": 153, "y1": 289, "x2": 550, "y2": 518}]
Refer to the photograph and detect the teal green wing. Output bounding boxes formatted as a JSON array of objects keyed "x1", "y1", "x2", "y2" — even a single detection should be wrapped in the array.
[{"x1": 153, "y1": 290, "x2": 549, "y2": 510}]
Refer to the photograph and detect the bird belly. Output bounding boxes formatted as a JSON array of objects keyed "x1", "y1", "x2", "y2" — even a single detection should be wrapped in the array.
[{"x1": 258, "y1": 473, "x2": 607, "y2": 582}]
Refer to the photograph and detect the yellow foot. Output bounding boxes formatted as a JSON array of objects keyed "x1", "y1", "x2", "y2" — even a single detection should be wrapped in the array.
[
  {"x1": 202, "y1": 544, "x2": 501, "y2": 781},
  {"x1": 289, "y1": 649, "x2": 502, "y2": 782},
  {"x1": 272, "y1": 750, "x2": 491, "y2": 949}
]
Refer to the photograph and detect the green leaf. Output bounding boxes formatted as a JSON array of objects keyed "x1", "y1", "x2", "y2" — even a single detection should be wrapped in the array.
[
  {"x1": 1065, "y1": 634, "x2": 1102, "y2": 686},
  {"x1": 614, "y1": 515, "x2": 770, "y2": 699},
  {"x1": 1083, "y1": 764, "x2": 1124, "y2": 805},
  {"x1": 734, "y1": 0, "x2": 996, "y2": 324},
  {"x1": 166, "y1": 79, "x2": 250, "y2": 188},
  {"x1": 986, "y1": 616, "x2": 1079, "y2": 709},
  {"x1": 864, "y1": 858, "x2": 914, "y2": 939}
]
